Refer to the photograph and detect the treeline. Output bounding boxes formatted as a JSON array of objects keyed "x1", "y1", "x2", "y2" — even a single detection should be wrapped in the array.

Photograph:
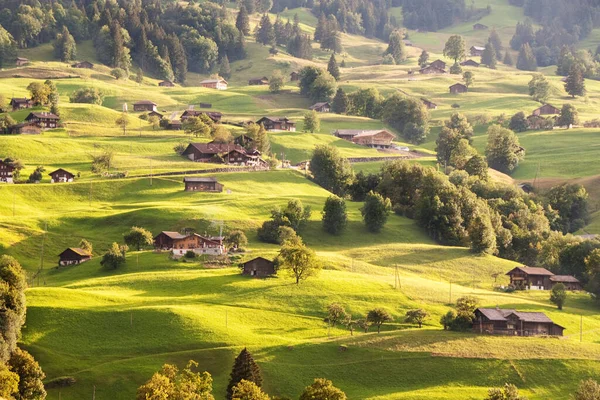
[
  {"x1": 402, "y1": 0, "x2": 490, "y2": 32},
  {"x1": 0, "y1": 0, "x2": 250, "y2": 83}
]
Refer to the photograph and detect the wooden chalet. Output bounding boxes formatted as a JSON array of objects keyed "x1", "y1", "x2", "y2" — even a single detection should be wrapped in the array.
[
  {"x1": 16, "y1": 57, "x2": 29, "y2": 66},
  {"x1": 419, "y1": 65, "x2": 446, "y2": 75},
  {"x1": 153, "y1": 231, "x2": 226, "y2": 256},
  {"x1": 309, "y1": 102, "x2": 331, "y2": 112},
  {"x1": 167, "y1": 120, "x2": 182, "y2": 130},
  {"x1": 249, "y1": 77, "x2": 269, "y2": 85},
  {"x1": 334, "y1": 129, "x2": 395, "y2": 149},
  {"x1": 532, "y1": 104, "x2": 560, "y2": 116},
  {"x1": 430, "y1": 60, "x2": 447, "y2": 70},
  {"x1": 200, "y1": 78, "x2": 228, "y2": 90},
  {"x1": 255, "y1": 116, "x2": 296, "y2": 131},
  {"x1": 290, "y1": 71, "x2": 299, "y2": 81},
  {"x1": 470, "y1": 45, "x2": 485, "y2": 56},
  {"x1": 7, "y1": 122, "x2": 41, "y2": 135},
  {"x1": 148, "y1": 110, "x2": 163, "y2": 119},
  {"x1": 460, "y1": 59, "x2": 480, "y2": 67},
  {"x1": 473, "y1": 23, "x2": 488, "y2": 30},
  {"x1": 133, "y1": 101, "x2": 157, "y2": 112},
  {"x1": 449, "y1": 83, "x2": 468, "y2": 94},
  {"x1": 474, "y1": 308, "x2": 564, "y2": 336},
  {"x1": 183, "y1": 177, "x2": 224, "y2": 192},
  {"x1": 25, "y1": 111, "x2": 60, "y2": 128},
  {"x1": 241, "y1": 257, "x2": 276, "y2": 278},
  {"x1": 549, "y1": 275, "x2": 583, "y2": 291},
  {"x1": 506, "y1": 266, "x2": 555, "y2": 290},
  {"x1": 159, "y1": 80, "x2": 175, "y2": 87},
  {"x1": 49, "y1": 168, "x2": 75, "y2": 183},
  {"x1": 421, "y1": 99, "x2": 438, "y2": 110},
  {"x1": 72, "y1": 61, "x2": 94, "y2": 69},
  {"x1": 182, "y1": 143, "x2": 263, "y2": 166},
  {"x1": 9, "y1": 98, "x2": 33, "y2": 111},
  {"x1": 180, "y1": 110, "x2": 223, "y2": 123},
  {"x1": 58, "y1": 248, "x2": 91, "y2": 266},
  {"x1": 0, "y1": 160, "x2": 15, "y2": 183}
]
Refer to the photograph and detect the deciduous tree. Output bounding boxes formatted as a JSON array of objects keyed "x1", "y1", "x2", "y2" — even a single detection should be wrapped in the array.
[
  {"x1": 485, "y1": 125, "x2": 525, "y2": 173},
  {"x1": 361, "y1": 191, "x2": 392, "y2": 233},
  {"x1": 557, "y1": 104, "x2": 579, "y2": 127},
  {"x1": 550, "y1": 283, "x2": 567, "y2": 310},
  {"x1": 309, "y1": 145, "x2": 354, "y2": 196},
  {"x1": 303, "y1": 110, "x2": 320, "y2": 133},
  {"x1": 405, "y1": 309, "x2": 429, "y2": 328},
  {"x1": 275, "y1": 242, "x2": 320, "y2": 285},
  {"x1": 331, "y1": 88, "x2": 348, "y2": 114},
  {"x1": 528, "y1": 74, "x2": 550, "y2": 103},
  {"x1": 299, "y1": 378, "x2": 346, "y2": 400},
  {"x1": 366, "y1": 308, "x2": 392, "y2": 333},
  {"x1": 443, "y1": 35, "x2": 466, "y2": 64},
  {"x1": 322, "y1": 196, "x2": 347, "y2": 235},
  {"x1": 565, "y1": 63, "x2": 586, "y2": 98},
  {"x1": 100, "y1": 242, "x2": 127, "y2": 270}
]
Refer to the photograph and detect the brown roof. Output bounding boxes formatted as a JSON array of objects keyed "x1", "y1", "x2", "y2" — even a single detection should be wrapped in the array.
[
  {"x1": 59, "y1": 247, "x2": 91, "y2": 257},
  {"x1": 310, "y1": 102, "x2": 330, "y2": 110},
  {"x1": 242, "y1": 256, "x2": 274, "y2": 266},
  {"x1": 27, "y1": 112, "x2": 59, "y2": 120},
  {"x1": 477, "y1": 308, "x2": 556, "y2": 324},
  {"x1": 157, "y1": 231, "x2": 187, "y2": 240},
  {"x1": 550, "y1": 275, "x2": 581, "y2": 283},
  {"x1": 256, "y1": 116, "x2": 295, "y2": 124},
  {"x1": 48, "y1": 168, "x2": 74, "y2": 177},
  {"x1": 183, "y1": 177, "x2": 218, "y2": 183},
  {"x1": 506, "y1": 266, "x2": 554, "y2": 276},
  {"x1": 450, "y1": 83, "x2": 467, "y2": 89},
  {"x1": 184, "y1": 142, "x2": 245, "y2": 155},
  {"x1": 134, "y1": 100, "x2": 157, "y2": 106},
  {"x1": 508, "y1": 311, "x2": 554, "y2": 324}
]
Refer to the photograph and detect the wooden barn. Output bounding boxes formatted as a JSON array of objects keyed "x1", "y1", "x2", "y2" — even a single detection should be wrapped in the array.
[
  {"x1": 334, "y1": 129, "x2": 394, "y2": 148},
  {"x1": 550, "y1": 275, "x2": 583, "y2": 291},
  {"x1": 506, "y1": 266, "x2": 555, "y2": 290},
  {"x1": 430, "y1": 60, "x2": 447, "y2": 70},
  {"x1": 460, "y1": 59, "x2": 480, "y2": 67},
  {"x1": 474, "y1": 308, "x2": 565, "y2": 336},
  {"x1": 25, "y1": 112, "x2": 60, "y2": 128},
  {"x1": 0, "y1": 160, "x2": 15, "y2": 183},
  {"x1": 309, "y1": 102, "x2": 331, "y2": 112},
  {"x1": 256, "y1": 116, "x2": 296, "y2": 131},
  {"x1": 419, "y1": 65, "x2": 446, "y2": 75},
  {"x1": 290, "y1": 71, "x2": 299, "y2": 81},
  {"x1": 72, "y1": 61, "x2": 94, "y2": 69},
  {"x1": 159, "y1": 80, "x2": 175, "y2": 87},
  {"x1": 449, "y1": 83, "x2": 468, "y2": 94},
  {"x1": 470, "y1": 46, "x2": 485, "y2": 56},
  {"x1": 49, "y1": 168, "x2": 75, "y2": 183},
  {"x1": 16, "y1": 57, "x2": 29, "y2": 66},
  {"x1": 148, "y1": 110, "x2": 163, "y2": 119},
  {"x1": 183, "y1": 177, "x2": 224, "y2": 192},
  {"x1": 167, "y1": 120, "x2": 182, "y2": 130},
  {"x1": 532, "y1": 104, "x2": 560, "y2": 116},
  {"x1": 58, "y1": 248, "x2": 91, "y2": 266},
  {"x1": 200, "y1": 78, "x2": 228, "y2": 90},
  {"x1": 241, "y1": 257, "x2": 276, "y2": 278},
  {"x1": 153, "y1": 231, "x2": 226, "y2": 256},
  {"x1": 473, "y1": 23, "x2": 488, "y2": 30},
  {"x1": 7, "y1": 122, "x2": 41, "y2": 135},
  {"x1": 249, "y1": 77, "x2": 269, "y2": 85},
  {"x1": 133, "y1": 101, "x2": 157, "y2": 112},
  {"x1": 421, "y1": 99, "x2": 438, "y2": 110},
  {"x1": 10, "y1": 98, "x2": 33, "y2": 111}
]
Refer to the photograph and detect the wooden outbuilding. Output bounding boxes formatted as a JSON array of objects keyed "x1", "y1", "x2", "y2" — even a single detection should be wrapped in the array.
[
  {"x1": 168, "y1": 120, "x2": 182, "y2": 130},
  {"x1": 255, "y1": 116, "x2": 296, "y2": 131},
  {"x1": 309, "y1": 102, "x2": 331, "y2": 112},
  {"x1": 249, "y1": 77, "x2": 269, "y2": 85},
  {"x1": 200, "y1": 78, "x2": 228, "y2": 90},
  {"x1": 25, "y1": 112, "x2": 60, "y2": 128},
  {"x1": 550, "y1": 275, "x2": 583, "y2": 291},
  {"x1": 473, "y1": 23, "x2": 488, "y2": 30},
  {"x1": 7, "y1": 122, "x2": 41, "y2": 135},
  {"x1": 133, "y1": 101, "x2": 158, "y2": 112},
  {"x1": 506, "y1": 266, "x2": 555, "y2": 290},
  {"x1": 470, "y1": 46, "x2": 485, "y2": 56},
  {"x1": 153, "y1": 231, "x2": 226, "y2": 256},
  {"x1": 421, "y1": 99, "x2": 438, "y2": 110},
  {"x1": 290, "y1": 71, "x2": 299, "y2": 81},
  {"x1": 9, "y1": 98, "x2": 33, "y2": 111},
  {"x1": 180, "y1": 110, "x2": 223, "y2": 123},
  {"x1": 15, "y1": 57, "x2": 29, "y2": 66},
  {"x1": 148, "y1": 110, "x2": 163, "y2": 119},
  {"x1": 159, "y1": 80, "x2": 175, "y2": 87},
  {"x1": 430, "y1": 60, "x2": 447, "y2": 70},
  {"x1": 449, "y1": 83, "x2": 468, "y2": 94},
  {"x1": 58, "y1": 248, "x2": 91, "y2": 266},
  {"x1": 532, "y1": 104, "x2": 560, "y2": 116},
  {"x1": 0, "y1": 160, "x2": 15, "y2": 183},
  {"x1": 460, "y1": 59, "x2": 480, "y2": 67},
  {"x1": 183, "y1": 177, "x2": 224, "y2": 192},
  {"x1": 474, "y1": 308, "x2": 564, "y2": 336},
  {"x1": 49, "y1": 168, "x2": 75, "y2": 183},
  {"x1": 241, "y1": 257, "x2": 276, "y2": 278},
  {"x1": 334, "y1": 129, "x2": 395, "y2": 149},
  {"x1": 72, "y1": 61, "x2": 94, "y2": 69},
  {"x1": 419, "y1": 65, "x2": 446, "y2": 75}
]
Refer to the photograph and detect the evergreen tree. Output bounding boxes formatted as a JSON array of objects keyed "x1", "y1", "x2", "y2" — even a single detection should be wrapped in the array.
[
  {"x1": 503, "y1": 51, "x2": 514, "y2": 66},
  {"x1": 287, "y1": 33, "x2": 312, "y2": 60},
  {"x1": 219, "y1": 55, "x2": 231, "y2": 79},
  {"x1": 385, "y1": 30, "x2": 406, "y2": 64},
  {"x1": 314, "y1": 14, "x2": 326, "y2": 42},
  {"x1": 327, "y1": 53, "x2": 340, "y2": 81},
  {"x1": 565, "y1": 63, "x2": 586, "y2": 98},
  {"x1": 273, "y1": 14, "x2": 287, "y2": 45},
  {"x1": 236, "y1": 5, "x2": 250, "y2": 36},
  {"x1": 166, "y1": 34, "x2": 187, "y2": 83},
  {"x1": 481, "y1": 41, "x2": 497, "y2": 69},
  {"x1": 242, "y1": 0, "x2": 256, "y2": 14},
  {"x1": 516, "y1": 43, "x2": 537, "y2": 71},
  {"x1": 321, "y1": 16, "x2": 342, "y2": 53},
  {"x1": 53, "y1": 26, "x2": 77, "y2": 62},
  {"x1": 556, "y1": 46, "x2": 574, "y2": 76},
  {"x1": 332, "y1": 88, "x2": 348, "y2": 114},
  {"x1": 488, "y1": 28, "x2": 503, "y2": 59},
  {"x1": 322, "y1": 196, "x2": 348, "y2": 235},
  {"x1": 255, "y1": 14, "x2": 275, "y2": 46},
  {"x1": 226, "y1": 348, "x2": 263, "y2": 400},
  {"x1": 418, "y1": 50, "x2": 429, "y2": 68}
]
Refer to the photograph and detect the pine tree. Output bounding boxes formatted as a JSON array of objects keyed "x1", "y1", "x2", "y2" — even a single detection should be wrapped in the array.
[
  {"x1": 332, "y1": 87, "x2": 348, "y2": 114},
  {"x1": 488, "y1": 28, "x2": 503, "y2": 59},
  {"x1": 53, "y1": 26, "x2": 77, "y2": 62},
  {"x1": 418, "y1": 50, "x2": 429, "y2": 68},
  {"x1": 503, "y1": 51, "x2": 514, "y2": 66},
  {"x1": 236, "y1": 5, "x2": 250, "y2": 36},
  {"x1": 516, "y1": 43, "x2": 537, "y2": 71},
  {"x1": 565, "y1": 63, "x2": 586, "y2": 98},
  {"x1": 481, "y1": 41, "x2": 497, "y2": 69},
  {"x1": 274, "y1": 14, "x2": 286, "y2": 45},
  {"x1": 314, "y1": 13, "x2": 326, "y2": 42},
  {"x1": 321, "y1": 16, "x2": 342, "y2": 53},
  {"x1": 327, "y1": 53, "x2": 340, "y2": 81},
  {"x1": 242, "y1": 0, "x2": 255, "y2": 14},
  {"x1": 167, "y1": 34, "x2": 187, "y2": 84},
  {"x1": 219, "y1": 55, "x2": 231, "y2": 79},
  {"x1": 385, "y1": 30, "x2": 406, "y2": 64},
  {"x1": 255, "y1": 14, "x2": 275, "y2": 46}
]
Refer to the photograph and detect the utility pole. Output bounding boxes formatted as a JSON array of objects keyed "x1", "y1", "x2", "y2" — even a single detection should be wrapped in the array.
[
  {"x1": 150, "y1": 159, "x2": 153, "y2": 186},
  {"x1": 92, "y1": 385, "x2": 96, "y2": 400},
  {"x1": 449, "y1": 281, "x2": 452, "y2": 304},
  {"x1": 12, "y1": 189, "x2": 16, "y2": 217}
]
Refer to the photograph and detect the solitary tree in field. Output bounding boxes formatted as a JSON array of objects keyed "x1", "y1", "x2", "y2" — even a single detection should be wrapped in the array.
[
  {"x1": 226, "y1": 348, "x2": 263, "y2": 400},
  {"x1": 322, "y1": 196, "x2": 348, "y2": 235},
  {"x1": 326, "y1": 303, "x2": 348, "y2": 327},
  {"x1": 550, "y1": 283, "x2": 567, "y2": 310},
  {"x1": 481, "y1": 41, "x2": 497, "y2": 69},
  {"x1": 275, "y1": 242, "x2": 320, "y2": 285},
  {"x1": 366, "y1": 308, "x2": 392, "y2": 333},
  {"x1": 115, "y1": 112, "x2": 129, "y2": 135},
  {"x1": 124, "y1": 226, "x2": 154, "y2": 251},
  {"x1": 225, "y1": 230, "x2": 248, "y2": 250},
  {"x1": 327, "y1": 53, "x2": 340, "y2": 81},
  {"x1": 148, "y1": 115, "x2": 160, "y2": 130},
  {"x1": 463, "y1": 71, "x2": 474, "y2": 88},
  {"x1": 565, "y1": 63, "x2": 586, "y2": 98},
  {"x1": 405, "y1": 309, "x2": 429, "y2": 328},
  {"x1": 418, "y1": 50, "x2": 429, "y2": 68},
  {"x1": 528, "y1": 74, "x2": 550, "y2": 103},
  {"x1": 360, "y1": 191, "x2": 392, "y2": 233},
  {"x1": 574, "y1": 379, "x2": 600, "y2": 400},
  {"x1": 303, "y1": 110, "x2": 320, "y2": 133},
  {"x1": 508, "y1": 112, "x2": 528, "y2": 133},
  {"x1": 231, "y1": 380, "x2": 270, "y2": 400},
  {"x1": 100, "y1": 242, "x2": 127, "y2": 270},
  {"x1": 443, "y1": 35, "x2": 466, "y2": 65},
  {"x1": 299, "y1": 378, "x2": 347, "y2": 400}
]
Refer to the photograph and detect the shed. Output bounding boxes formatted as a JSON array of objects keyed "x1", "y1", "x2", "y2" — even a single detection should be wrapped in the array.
[
  {"x1": 421, "y1": 99, "x2": 437, "y2": 110},
  {"x1": 183, "y1": 177, "x2": 224, "y2": 192},
  {"x1": 58, "y1": 248, "x2": 91, "y2": 266},
  {"x1": 133, "y1": 101, "x2": 157, "y2": 112},
  {"x1": 49, "y1": 168, "x2": 75, "y2": 183},
  {"x1": 419, "y1": 65, "x2": 446, "y2": 75},
  {"x1": 460, "y1": 59, "x2": 480, "y2": 67},
  {"x1": 309, "y1": 102, "x2": 331, "y2": 112},
  {"x1": 16, "y1": 57, "x2": 29, "y2": 66},
  {"x1": 290, "y1": 71, "x2": 299, "y2": 81},
  {"x1": 532, "y1": 104, "x2": 560, "y2": 116},
  {"x1": 72, "y1": 61, "x2": 94, "y2": 69},
  {"x1": 159, "y1": 80, "x2": 175, "y2": 87},
  {"x1": 473, "y1": 23, "x2": 488, "y2": 30},
  {"x1": 249, "y1": 77, "x2": 269, "y2": 85},
  {"x1": 449, "y1": 83, "x2": 468, "y2": 94},
  {"x1": 241, "y1": 257, "x2": 276, "y2": 278},
  {"x1": 549, "y1": 275, "x2": 583, "y2": 291},
  {"x1": 200, "y1": 78, "x2": 228, "y2": 90}
]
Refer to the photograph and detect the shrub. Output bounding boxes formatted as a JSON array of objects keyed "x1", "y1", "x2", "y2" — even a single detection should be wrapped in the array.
[
  {"x1": 69, "y1": 87, "x2": 104, "y2": 105},
  {"x1": 184, "y1": 250, "x2": 197, "y2": 259}
]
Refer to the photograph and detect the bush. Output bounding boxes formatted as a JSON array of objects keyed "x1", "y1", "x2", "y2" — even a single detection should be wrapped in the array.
[
  {"x1": 69, "y1": 87, "x2": 104, "y2": 105},
  {"x1": 184, "y1": 250, "x2": 197, "y2": 259},
  {"x1": 381, "y1": 54, "x2": 396, "y2": 65},
  {"x1": 111, "y1": 68, "x2": 128, "y2": 80},
  {"x1": 451, "y1": 103, "x2": 461, "y2": 108}
]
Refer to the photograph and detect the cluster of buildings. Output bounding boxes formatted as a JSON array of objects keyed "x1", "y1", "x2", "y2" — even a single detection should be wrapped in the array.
[
  {"x1": 474, "y1": 307, "x2": 565, "y2": 336},
  {"x1": 0, "y1": 160, "x2": 75, "y2": 184}
]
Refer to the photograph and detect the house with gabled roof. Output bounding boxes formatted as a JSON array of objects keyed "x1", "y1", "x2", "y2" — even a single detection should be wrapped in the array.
[
  {"x1": 256, "y1": 116, "x2": 296, "y2": 131},
  {"x1": 153, "y1": 231, "x2": 226, "y2": 256},
  {"x1": 532, "y1": 104, "x2": 560, "y2": 116},
  {"x1": 25, "y1": 111, "x2": 60, "y2": 128},
  {"x1": 241, "y1": 257, "x2": 276, "y2": 278},
  {"x1": 58, "y1": 248, "x2": 92, "y2": 266},
  {"x1": 460, "y1": 59, "x2": 480, "y2": 67},
  {"x1": 309, "y1": 102, "x2": 331, "y2": 113},
  {"x1": 470, "y1": 46, "x2": 485, "y2": 56},
  {"x1": 10, "y1": 98, "x2": 33, "y2": 111},
  {"x1": 133, "y1": 101, "x2": 157, "y2": 112},
  {"x1": 0, "y1": 160, "x2": 15, "y2": 183},
  {"x1": 49, "y1": 168, "x2": 75, "y2": 183},
  {"x1": 200, "y1": 78, "x2": 228, "y2": 90},
  {"x1": 506, "y1": 266, "x2": 580, "y2": 290},
  {"x1": 183, "y1": 177, "x2": 224, "y2": 192},
  {"x1": 334, "y1": 129, "x2": 395, "y2": 149},
  {"x1": 474, "y1": 307, "x2": 565, "y2": 336},
  {"x1": 180, "y1": 110, "x2": 223, "y2": 123}
]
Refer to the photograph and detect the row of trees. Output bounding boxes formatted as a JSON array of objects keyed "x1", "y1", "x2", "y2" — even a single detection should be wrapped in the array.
[
  {"x1": 255, "y1": 13, "x2": 313, "y2": 60},
  {"x1": 326, "y1": 303, "x2": 430, "y2": 334}
]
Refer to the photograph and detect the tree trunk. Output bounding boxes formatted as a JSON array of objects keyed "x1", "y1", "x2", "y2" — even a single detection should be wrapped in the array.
[{"x1": 377, "y1": 324, "x2": 381, "y2": 333}]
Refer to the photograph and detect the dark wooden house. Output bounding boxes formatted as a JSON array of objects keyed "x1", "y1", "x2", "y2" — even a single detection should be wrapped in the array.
[
  {"x1": 473, "y1": 23, "x2": 488, "y2": 30},
  {"x1": 470, "y1": 46, "x2": 485, "y2": 56},
  {"x1": 532, "y1": 104, "x2": 560, "y2": 116},
  {"x1": 10, "y1": 98, "x2": 33, "y2": 111},
  {"x1": 0, "y1": 160, "x2": 15, "y2": 183},
  {"x1": 290, "y1": 71, "x2": 299, "y2": 81},
  {"x1": 506, "y1": 266, "x2": 554, "y2": 290},
  {"x1": 474, "y1": 308, "x2": 564, "y2": 336},
  {"x1": 183, "y1": 177, "x2": 224, "y2": 192},
  {"x1": 449, "y1": 83, "x2": 468, "y2": 94},
  {"x1": 16, "y1": 57, "x2": 29, "y2": 66},
  {"x1": 182, "y1": 143, "x2": 244, "y2": 162},
  {"x1": 460, "y1": 59, "x2": 480, "y2": 67},
  {"x1": 7, "y1": 122, "x2": 41, "y2": 135},
  {"x1": 25, "y1": 112, "x2": 60, "y2": 128},
  {"x1": 255, "y1": 116, "x2": 296, "y2": 131},
  {"x1": 180, "y1": 110, "x2": 223, "y2": 123},
  {"x1": 72, "y1": 61, "x2": 94, "y2": 69},
  {"x1": 58, "y1": 248, "x2": 91, "y2": 266},
  {"x1": 421, "y1": 99, "x2": 438, "y2": 110},
  {"x1": 133, "y1": 101, "x2": 158, "y2": 112},
  {"x1": 309, "y1": 102, "x2": 331, "y2": 112},
  {"x1": 154, "y1": 231, "x2": 188, "y2": 250},
  {"x1": 153, "y1": 231, "x2": 225, "y2": 256},
  {"x1": 419, "y1": 65, "x2": 446, "y2": 75},
  {"x1": 167, "y1": 120, "x2": 182, "y2": 130},
  {"x1": 430, "y1": 60, "x2": 447, "y2": 70},
  {"x1": 550, "y1": 275, "x2": 583, "y2": 291},
  {"x1": 148, "y1": 110, "x2": 164, "y2": 119},
  {"x1": 159, "y1": 80, "x2": 175, "y2": 87},
  {"x1": 249, "y1": 77, "x2": 269, "y2": 85},
  {"x1": 241, "y1": 257, "x2": 276, "y2": 278},
  {"x1": 49, "y1": 168, "x2": 75, "y2": 183}
]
